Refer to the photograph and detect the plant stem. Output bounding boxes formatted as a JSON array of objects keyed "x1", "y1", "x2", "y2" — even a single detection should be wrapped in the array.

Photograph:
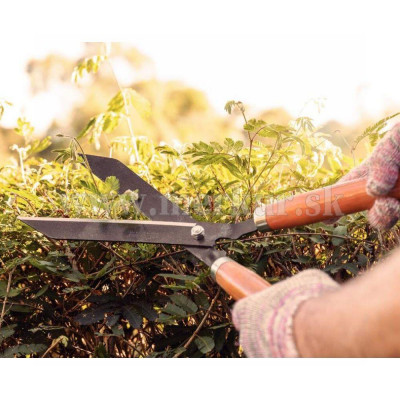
[
  {"x1": 106, "y1": 48, "x2": 140, "y2": 164},
  {"x1": 0, "y1": 266, "x2": 16, "y2": 330},
  {"x1": 18, "y1": 150, "x2": 26, "y2": 185},
  {"x1": 173, "y1": 287, "x2": 221, "y2": 358}
]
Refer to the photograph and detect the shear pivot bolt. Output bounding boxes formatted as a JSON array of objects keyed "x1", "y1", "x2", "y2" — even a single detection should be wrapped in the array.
[{"x1": 191, "y1": 225, "x2": 205, "y2": 240}]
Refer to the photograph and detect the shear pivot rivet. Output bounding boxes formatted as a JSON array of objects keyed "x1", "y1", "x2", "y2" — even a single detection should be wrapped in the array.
[{"x1": 191, "y1": 225, "x2": 205, "y2": 240}]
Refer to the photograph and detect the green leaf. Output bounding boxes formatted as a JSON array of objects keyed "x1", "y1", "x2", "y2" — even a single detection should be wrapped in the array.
[
  {"x1": 343, "y1": 263, "x2": 359, "y2": 275},
  {"x1": 332, "y1": 225, "x2": 348, "y2": 246},
  {"x1": 111, "y1": 325, "x2": 124, "y2": 336},
  {"x1": 94, "y1": 343, "x2": 109, "y2": 358},
  {"x1": 77, "y1": 117, "x2": 96, "y2": 139},
  {"x1": 4, "y1": 256, "x2": 30, "y2": 271},
  {"x1": 0, "y1": 324, "x2": 17, "y2": 342},
  {"x1": 63, "y1": 285, "x2": 90, "y2": 294},
  {"x1": 72, "y1": 55, "x2": 107, "y2": 83},
  {"x1": 0, "y1": 100, "x2": 12, "y2": 121},
  {"x1": 74, "y1": 304, "x2": 114, "y2": 325},
  {"x1": 169, "y1": 293, "x2": 198, "y2": 314},
  {"x1": 157, "y1": 313, "x2": 175, "y2": 324},
  {"x1": 27, "y1": 136, "x2": 52, "y2": 156},
  {"x1": 134, "y1": 301, "x2": 157, "y2": 322},
  {"x1": 357, "y1": 254, "x2": 368, "y2": 266},
  {"x1": 105, "y1": 313, "x2": 120, "y2": 327},
  {"x1": 14, "y1": 118, "x2": 34, "y2": 138},
  {"x1": 224, "y1": 100, "x2": 244, "y2": 115},
  {"x1": 127, "y1": 89, "x2": 151, "y2": 118},
  {"x1": 64, "y1": 270, "x2": 86, "y2": 283},
  {"x1": 34, "y1": 284, "x2": 49, "y2": 298},
  {"x1": 108, "y1": 89, "x2": 151, "y2": 118},
  {"x1": 158, "y1": 273, "x2": 197, "y2": 281},
  {"x1": 194, "y1": 293, "x2": 210, "y2": 309},
  {"x1": 0, "y1": 343, "x2": 46, "y2": 358},
  {"x1": 10, "y1": 305, "x2": 31, "y2": 313},
  {"x1": 0, "y1": 281, "x2": 21, "y2": 298},
  {"x1": 102, "y1": 176, "x2": 120, "y2": 194},
  {"x1": 163, "y1": 303, "x2": 187, "y2": 317},
  {"x1": 292, "y1": 255, "x2": 312, "y2": 264},
  {"x1": 224, "y1": 101, "x2": 235, "y2": 114},
  {"x1": 353, "y1": 112, "x2": 400, "y2": 150},
  {"x1": 122, "y1": 305, "x2": 142, "y2": 328},
  {"x1": 194, "y1": 335, "x2": 215, "y2": 354},
  {"x1": 91, "y1": 256, "x2": 116, "y2": 280},
  {"x1": 30, "y1": 259, "x2": 60, "y2": 273},
  {"x1": 310, "y1": 235, "x2": 325, "y2": 244}
]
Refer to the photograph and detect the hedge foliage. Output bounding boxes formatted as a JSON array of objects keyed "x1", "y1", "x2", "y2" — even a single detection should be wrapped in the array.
[{"x1": 1, "y1": 54, "x2": 399, "y2": 357}]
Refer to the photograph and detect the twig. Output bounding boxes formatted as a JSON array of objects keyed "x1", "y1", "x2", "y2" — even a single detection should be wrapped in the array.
[
  {"x1": 41, "y1": 336, "x2": 64, "y2": 358},
  {"x1": 173, "y1": 288, "x2": 221, "y2": 358},
  {"x1": 0, "y1": 266, "x2": 16, "y2": 330}
]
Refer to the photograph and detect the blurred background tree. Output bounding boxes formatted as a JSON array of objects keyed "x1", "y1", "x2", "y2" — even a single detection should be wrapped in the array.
[
  {"x1": 0, "y1": 43, "x2": 239, "y2": 164},
  {"x1": 1, "y1": 42, "x2": 400, "y2": 166}
]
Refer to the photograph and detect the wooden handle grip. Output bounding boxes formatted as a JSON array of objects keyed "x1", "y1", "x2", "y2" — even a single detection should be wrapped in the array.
[
  {"x1": 213, "y1": 259, "x2": 271, "y2": 300},
  {"x1": 255, "y1": 177, "x2": 400, "y2": 231}
]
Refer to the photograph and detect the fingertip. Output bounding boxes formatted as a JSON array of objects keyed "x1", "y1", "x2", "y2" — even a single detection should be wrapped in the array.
[
  {"x1": 367, "y1": 165, "x2": 399, "y2": 196},
  {"x1": 368, "y1": 198, "x2": 400, "y2": 230},
  {"x1": 231, "y1": 303, "x2": 242, "y2": 329}
]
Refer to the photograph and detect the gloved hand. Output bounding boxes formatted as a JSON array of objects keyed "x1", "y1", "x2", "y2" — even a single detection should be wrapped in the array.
[
  {"x1": 231, "y1": 269, "x2": 339, "y2": 357},
  {"x1": 337, "y1": 123, "x2": 400, "y2": 230}
]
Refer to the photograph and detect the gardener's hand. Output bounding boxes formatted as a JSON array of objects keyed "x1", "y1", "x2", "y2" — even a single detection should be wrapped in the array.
[
  {"x1": 338, "y1": 123, "x2": 400, "y2": 230},
  {"x1": 231, "y1": 269, "x2": 338, "y2": 357}
]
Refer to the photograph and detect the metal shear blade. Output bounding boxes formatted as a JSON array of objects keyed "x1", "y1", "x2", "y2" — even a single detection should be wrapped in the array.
[{"x1": 19, "y1": 155, "x2": 257, "y2": 267}]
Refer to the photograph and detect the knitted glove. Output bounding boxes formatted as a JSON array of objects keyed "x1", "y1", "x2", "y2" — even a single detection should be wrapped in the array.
[
  {"x1": 231, "y1": 269, "x2": 339, "y2": 357},
  {"x1": 334, "y1": 123, "x2": 400, "y2": 230}
]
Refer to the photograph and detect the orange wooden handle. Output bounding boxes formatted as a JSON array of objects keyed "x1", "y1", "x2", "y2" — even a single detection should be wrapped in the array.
[
  {"x1": 213, "y1": 259, "x2": 271, "y2": 300},
  {"x1": 254, "y1": 177, "x2": 400, "y2": 231},
  {"x1": 212, "y1": 177, "x2": 400, "y2": 300}
]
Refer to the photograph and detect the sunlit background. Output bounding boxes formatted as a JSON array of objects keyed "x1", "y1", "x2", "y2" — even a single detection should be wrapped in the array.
[{"x1": 1, "y1": 38, "x2": 400, "y2": 163}]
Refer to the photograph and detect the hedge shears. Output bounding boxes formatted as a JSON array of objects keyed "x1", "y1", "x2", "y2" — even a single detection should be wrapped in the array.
[{"x1": 19, "y1": 154, "x2": 400, "y2": 300}]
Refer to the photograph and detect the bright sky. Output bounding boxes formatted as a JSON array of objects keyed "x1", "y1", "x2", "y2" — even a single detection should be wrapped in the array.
[{"x1": 2, "y1": 2, "x2": 400, "y2": 133}]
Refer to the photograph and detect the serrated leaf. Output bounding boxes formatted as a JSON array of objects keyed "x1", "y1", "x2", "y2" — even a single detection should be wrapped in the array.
[
  {"x1": 310, "y1": 235, "x2": 325, "y2": 244},
  {"x1": 133, "y1": 301, "x2": 157, "y2": 322},
  {"x1": 194, "y1": 292, "x2": 210, "y2": 309},
  {"x1": 158, "y1": 273, "x2": 197, "y2": 281},
  {"x1": 343, "y1": 263, "x2": 359, "y2": 275},
  {"x1": 94, "y1": 343, "x2": 109, "y2": 358},
  {"x1": 157, "y1": 313, "x2": 175, "y2": 324},
  {"x1": 74, "y1": 304, "x2": 114, "y2": 325},
  {"x1": 332, "y1": 225, "x2": 348, "y2": 246},
  {"x1": 111, "y1": 325, "x2": 124, "y2": 336},
  {"x1": 163, "y1": 303, "x2": 187, "y2": 317},
  {"x1": 122, "y1": 305, "x2": 142, "y2": 328},
  {"x1": 14, "y1": 118, "x2": 34, "y2": 138},
  {"x1": 0, "y1": 343, "x2": 46, "y2": 358},
  {"x1": 10, "y1": 305, "x2": 31, "y2": 313},
  {"x1": 0, "y1": 324, "x2": 17, "y2": 341},
  {"x1": 63, "y1": 285, "x2": 90, "y2": 294},
  {"x1": 102, "y1": 176, "x2": 120, "y2": 194},
  {"x1": 4, "y1": 256, "x2": 30, "y2": 271},
  {"x1": 34, "y1": 284, "x2": 49, "y2": 298},
  {"x1": 0, "y1": 281, "x2": 21, "y2": 298},
  {"x1": 65, "y1": 270, "x2": 86, "y2": 283},
  {"x1": 194, "y1": 335, "x2": 215, "y2": 354},
  {"x1": 169, "y1": 293, "x2": 198, "y2": 314},
  {"x1": 357, "y1": 254, "x2": 368, "y2": 266},
  {"x1": 106, "y1": 313, "x2": 120, "y2": 327},
  {"x1": 27, "y1": 137, "x2": 52, "y2": 156}
]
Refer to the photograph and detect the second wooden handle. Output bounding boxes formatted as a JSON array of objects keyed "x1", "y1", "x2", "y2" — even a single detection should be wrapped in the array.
[
  {"x1": 254, "y1": 177, "x2": 400, "y2": 231},
  {"x1": 214, "y1": 259, "x2": 271, "y2": 300}
]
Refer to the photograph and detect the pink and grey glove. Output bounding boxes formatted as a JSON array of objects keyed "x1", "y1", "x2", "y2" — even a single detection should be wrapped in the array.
[
  {"x1": 231, "y1": 269, "x2": 338, "y2": 357},
  {"x1": 338, "y1": 123, "x2": 400, "y2": 230}
]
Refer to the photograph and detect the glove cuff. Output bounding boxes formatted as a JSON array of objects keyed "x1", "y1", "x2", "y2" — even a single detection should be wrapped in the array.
[{"x1": 232, "y1": 269, "x2": 339, "y2": 357}]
